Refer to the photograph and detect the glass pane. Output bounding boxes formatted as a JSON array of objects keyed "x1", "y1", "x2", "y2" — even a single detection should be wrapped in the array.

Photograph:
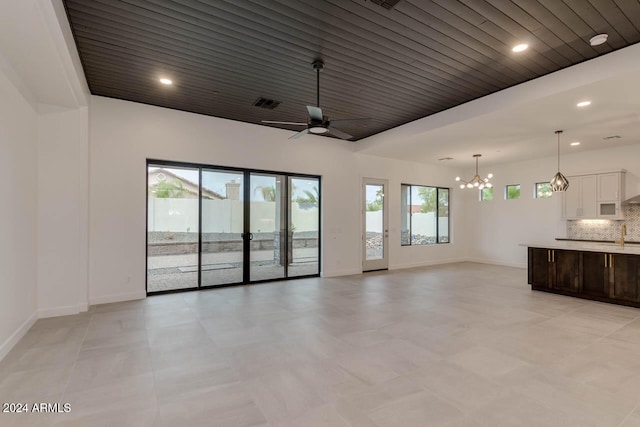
[
  {"x1": 412, "y1": 186, "x2": 436, "y2": 245},
  {"x1": 365, "y1": 184, "x2": 384, "y2": 260},
  {"x1": 147, "y1": 165, "x2": 199, "y2": 292},
  {"x1": 536, "y1": 183, "x2": 552, "y2": 198},
  {"x1": 481, "y1": 187, "x2": 494, "y2": 201},
  {"x1": 201, "y1": 169, "x2": 244, "y2": 286},
  {"x1": 506, "y1": 185, "x2": 521, "y2": 199},
  {"x1": 600, "y1": 203, "x2": 616, "y2": 215},
  {"x1": 289, "y1": 177, "x2": 320, "y2": 277},
  {"x1": 400, "y1": 185, "x2": 410, "y2": 245},
  {"x1": 438, "y1": 188, "x2": 449, "y2": 243},
  {"x1": 250, "y1": 173, "x2": 285, "y2": 281}
]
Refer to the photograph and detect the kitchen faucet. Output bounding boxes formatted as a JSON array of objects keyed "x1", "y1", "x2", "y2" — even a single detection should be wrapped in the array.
[{"x1": 617, "y1": 223, "x2": 627, "y2": 248}]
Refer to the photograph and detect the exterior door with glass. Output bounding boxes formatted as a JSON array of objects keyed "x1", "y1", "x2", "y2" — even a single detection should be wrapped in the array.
[{"x1": 363, "y1": 178, "x2": 388, "y2": 271}]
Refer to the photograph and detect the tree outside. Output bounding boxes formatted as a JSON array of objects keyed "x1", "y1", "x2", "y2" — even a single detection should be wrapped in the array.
[
  {"x1": 366, "y1": 188, "x2": 384, "y2": 211},
  {"x1": 151, "y1": 180, "x2": 187, "y2": 198}
]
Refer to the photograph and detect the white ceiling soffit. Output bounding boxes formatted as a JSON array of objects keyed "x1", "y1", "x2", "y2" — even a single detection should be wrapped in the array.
[
  {"x1": 357, "y1": 43, "x2": 640, "y2": 167},
  {"x1": 0, "y1": 0, "x2": 89, "y2": 110}
]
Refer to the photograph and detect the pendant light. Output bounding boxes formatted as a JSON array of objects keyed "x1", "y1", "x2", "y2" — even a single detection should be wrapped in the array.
[
  {"x1": 455, "y1": 154, "x2": 493, "y2": 189},
  {"x1": 549, "y1": 130, "x2": 570, "y2": 192}
]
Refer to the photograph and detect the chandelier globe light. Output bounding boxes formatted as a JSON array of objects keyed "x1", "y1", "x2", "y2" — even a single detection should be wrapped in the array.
[{"x1": 455, "y1": 154, "x2": 493, "y2": 190}]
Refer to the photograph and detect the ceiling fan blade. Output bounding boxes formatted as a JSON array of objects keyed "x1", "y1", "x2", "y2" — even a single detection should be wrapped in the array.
[
  {"x1": 288, "y1": 129, "x2": 309, "y2": 140},
  {"x1": 307, "y1": 106, "x2": 323, "y2": 121},
  {"x1": 262, "y1": 120, "x2": 307, "y2": 126},
  {"x1": 329, "y1": 117, "x2": 371, "y2": 126},
  {"x1": 327, "y1": 127, "x2": 353, "y2": 140}
]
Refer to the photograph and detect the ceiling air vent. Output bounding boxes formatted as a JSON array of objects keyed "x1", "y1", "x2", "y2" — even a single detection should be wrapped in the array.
[
  {"x1": 253, "y1": 97, "x2": 281, "y2": 110},
  {"x1": 603, "y1": 135, "x2": 621, "y2": 140},
  {"x1": 369, "y1": 0, "x2": 401, "y2": 10}
]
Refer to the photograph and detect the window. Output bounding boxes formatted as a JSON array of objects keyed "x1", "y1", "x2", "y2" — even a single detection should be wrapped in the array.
[
  {"x1": 535, "y1": 182, "x2": 552, "y2": 198},
  {"x1": 401, "y1": 184, "x2": 449, "y2": 245},
  {"x1": 480, "y1": 187, "x2": 494, "y2": 201},
  {"x1": 506, "y1": 184, "x2": 520, "y2": 200}
]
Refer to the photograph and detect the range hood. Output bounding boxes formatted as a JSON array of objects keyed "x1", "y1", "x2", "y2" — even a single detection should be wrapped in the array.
[{"x1": 623, "y1": 194, "x2": 640, "y2": 205}]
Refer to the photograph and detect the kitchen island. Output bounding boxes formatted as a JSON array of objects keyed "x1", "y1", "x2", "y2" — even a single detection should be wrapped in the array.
[{"x1": 523, "y1": 242, "x2": 640, "y2": 308}]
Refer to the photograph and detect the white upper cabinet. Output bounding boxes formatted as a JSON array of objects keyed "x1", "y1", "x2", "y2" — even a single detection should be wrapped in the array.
[{"x1": 563, "y1": 170, "x2": 625, "y2": 220}]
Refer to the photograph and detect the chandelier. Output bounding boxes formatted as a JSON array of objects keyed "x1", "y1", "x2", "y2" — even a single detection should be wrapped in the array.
[
  {"x1": 549, "y1": 130, "x2": 569, "y2": 192},
  {"x1": 456, "y1": 154, "x2": 493, "y2": 190}
]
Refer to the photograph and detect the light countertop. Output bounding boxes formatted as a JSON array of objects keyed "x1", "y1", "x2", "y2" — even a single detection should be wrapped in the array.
[{"x1": 520, "y1": 241, "x2": 640, "y2": 255}]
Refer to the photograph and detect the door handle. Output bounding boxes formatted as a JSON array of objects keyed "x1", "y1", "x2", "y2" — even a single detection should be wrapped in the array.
[
  {"x1": 249, "y1": 233, "x2": 253, "y2": 241},
  {"x1": 610, "y1": 254, "x2": 613, "y2": 268},
  {"x1": 604, "y1": 253, "x2": 608, "y2": 268},
  {"x1": 548, "y1": 250, "x2": 551, "y2": 263},
  {"x1": 552, "y1": 250, "x2": 555, "y2": 263}
]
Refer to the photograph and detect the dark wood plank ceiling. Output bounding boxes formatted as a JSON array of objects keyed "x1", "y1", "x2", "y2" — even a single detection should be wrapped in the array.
[{"x1": 63, "y1": 0, "x2": 640, "y2": 141}]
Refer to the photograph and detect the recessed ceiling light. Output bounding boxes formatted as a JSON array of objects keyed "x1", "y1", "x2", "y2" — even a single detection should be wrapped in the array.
[
  {"x1": 589, "y1": 34, "x2": 608, "y2": 46},
  {"x1": 438, "y1": 157, "x2": 453, "y2": 161},
  {"x1": 576, "y1": 101, "x2": 591, "y2": 107},
  {"x1": 512, "y1": 43, "x2": 528, "y2": 52},
  {"x1": 570, "y1": 141, "x2": 580, "y2": 146},
  {"x1": 159, "y1": 78, "x2": 173, "y2": 85}
]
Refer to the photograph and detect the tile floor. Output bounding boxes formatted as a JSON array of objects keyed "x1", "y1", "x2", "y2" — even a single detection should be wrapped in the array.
[{"x1": 2, "y1": 262, "x2": 640, "y2": 426}]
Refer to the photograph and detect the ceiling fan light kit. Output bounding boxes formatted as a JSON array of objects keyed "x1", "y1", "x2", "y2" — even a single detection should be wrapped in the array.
[
  {"x1": 261, "y1": 59, "x2": 370, "y2": 140},
  {"x1": 456, "y1": 154, "x2": 493, "y2": 190}
]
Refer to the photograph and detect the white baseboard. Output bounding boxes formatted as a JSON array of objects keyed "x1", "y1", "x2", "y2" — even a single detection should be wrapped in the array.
[
  {"x1": 38, "y1": 303, "x2": 89, "y2": 319},
  {"x1": 464, "y1": 257, "x2": 527, "y2": 269},
  {"x1": 0, "y1": 311, "x2": 37, "y2": 362},
  {"x1": 321, "y1": 268, "x2": 363, "y2": 278},
  {"x1": 390, "y1": 257, "x2": 468, "y2": 270},
  {"x1": 89, "y1": 291, "x2": 146, "y2": 306}
]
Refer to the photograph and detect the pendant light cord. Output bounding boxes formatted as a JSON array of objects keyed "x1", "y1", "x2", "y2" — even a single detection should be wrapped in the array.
[{"x1": 556, "y1": 130, "x2": 563, "y2": 171}]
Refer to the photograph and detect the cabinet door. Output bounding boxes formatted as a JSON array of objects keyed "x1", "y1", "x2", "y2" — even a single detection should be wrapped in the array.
[
  {"x1": 582, "y1": 252, "x2": 608, "y2": 297},
  {"x1": 581, "y1": 175, "x2": 597, "y2": 218},
  {"x1": 598, "y1": 173, "x2": 620, "y2": 201},
  {"x1": 611, "y1": 254, "x2": 639, "y2": 302},
  {"x1": 553, "y1": 250, "x2": 580, "y2": 292},
  {"x1": 563, "y1": 177, "x2": 581, "y2": 219},
  {"x1": 528, "y1": 248, "x2": 550, "y2": 288}
]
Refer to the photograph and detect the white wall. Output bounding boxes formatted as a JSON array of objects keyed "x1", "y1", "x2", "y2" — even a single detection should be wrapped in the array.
[
  {"x1": 89, "y1": 96, "x2": 469, "y2": 303},
  {"x1": 465, "y1": 143, "x2": 640, "y2": 268},
  {"x1": 356, "y1": 154, "x2": 467, "y2": 270},
  {"x1": 0, "y1": 63, "x2": 38, "y2": 360},
  {"x1": 37, "y1": 106, "x2": 89, "y2": 317},
  {"x1": 89, "y1": 96, "x2": 361, "y2": 303}
]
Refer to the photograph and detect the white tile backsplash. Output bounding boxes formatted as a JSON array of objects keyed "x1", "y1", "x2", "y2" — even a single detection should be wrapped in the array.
[{"x1": 567, "y1": 205, "x2": 640, "y2": 241}]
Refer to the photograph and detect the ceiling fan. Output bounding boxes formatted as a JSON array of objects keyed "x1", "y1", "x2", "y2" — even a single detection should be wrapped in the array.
[{"x1": 262, "y1": 59, "x2": 370, "y2": 140}]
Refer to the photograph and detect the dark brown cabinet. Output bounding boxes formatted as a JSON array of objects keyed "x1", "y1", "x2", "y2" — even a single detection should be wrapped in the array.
[
  {"x1": 582, "y1": 252, "x2": 608, "y2": 297},
  {"x1": 553, "y1": 250, "x2": 580, "y2": 292},
  {"x1": 528, "y1": 248, "x2": 551, "y2": 289},
  {"x1": 611, "y1": 254, "x2": 640, "y2": 302},
  {"x1": 528, "y1": 247, "x2": 640, "y2": 308},
  {"x1": 527, "y1": 248, "x2": 580, "y2": 292}
]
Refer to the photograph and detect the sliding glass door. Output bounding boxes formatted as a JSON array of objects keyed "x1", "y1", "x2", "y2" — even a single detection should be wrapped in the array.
[
  {"x1": 201, "y1": 169, "x2": 244, "y2": 287},
  {"x1": 289, "y1": 176, "x2": 320, "y2": 277},
  {"x1": 249, "y1": 173, "x2": 286, "y2": 281},
  {"x1": 146, "y1": 161, "x2": 321, "y2": 294},
  {"x1": 147, "y1": 164, "x2": 200, "y2": 292}
]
